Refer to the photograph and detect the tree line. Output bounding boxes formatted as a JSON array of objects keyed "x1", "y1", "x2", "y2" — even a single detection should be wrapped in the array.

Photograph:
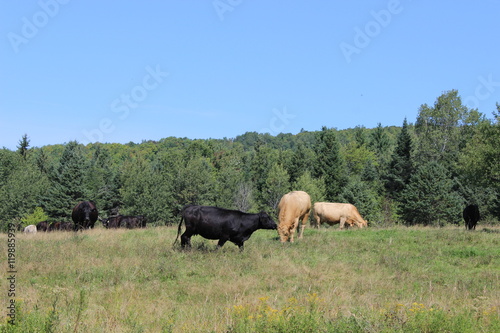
[{"x1": 1, "y1": 90, "x2": 499, "y2": 231}]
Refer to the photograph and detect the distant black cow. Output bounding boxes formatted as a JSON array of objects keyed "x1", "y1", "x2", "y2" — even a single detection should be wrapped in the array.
[
  {"x1": 72, "y1": 201, "x2": 98, "y2": 231},
  {"x1": 174, "y1": 205, "x2": 277, "y2": 251},
  {"x1": 48, "y1": 222, "x2": 61, "y2": 232},
  {"x1": 122, "y1": 215, "x2": 146, "y2": 229},
  {"x1": 48, "y1": 222, "x2": 73, "y2": 231},
  {"x1": 102, "y1": 215, "x2": 122, "y2": 229},
  {"x1": 102, "y1": 215, "x2": 146, "y2": 229},
  {"x1": 59, "y1": 222, "x2": 73, "y2": 231},
  {"x1": 463, "y1": 204, "x2": 480, "y2": 230},
  {"x1": 36, "y1": 221, "x2": 49, "y2": 232}
]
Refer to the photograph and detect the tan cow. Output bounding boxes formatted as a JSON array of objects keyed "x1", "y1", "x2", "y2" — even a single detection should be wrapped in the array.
[
  {"x1": 277, "y1": 191, "x2": 311, "y2": 242},
  {"x1": 313, "y1": 202, "x2": 367, "y2": 229}
]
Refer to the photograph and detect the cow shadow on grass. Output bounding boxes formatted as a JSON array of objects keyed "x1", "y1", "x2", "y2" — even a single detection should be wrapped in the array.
[{"x1": 172, "y1": 241, "x2": 227, "y2": 253}]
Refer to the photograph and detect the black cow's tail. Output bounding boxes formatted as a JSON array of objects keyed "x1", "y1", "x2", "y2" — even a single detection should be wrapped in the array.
[{"x1": 173, "y1": 215, "x2": 184, "y2": 247}]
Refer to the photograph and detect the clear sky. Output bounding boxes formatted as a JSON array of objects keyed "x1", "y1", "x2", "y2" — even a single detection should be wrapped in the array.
[{"x1": 1, "y1": 1, "x2": 499, "y2": 150}]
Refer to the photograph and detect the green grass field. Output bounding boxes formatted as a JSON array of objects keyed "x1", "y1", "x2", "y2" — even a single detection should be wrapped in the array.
[{"x1": 1, "y1": 225, "x2": 499, "y2": 332}]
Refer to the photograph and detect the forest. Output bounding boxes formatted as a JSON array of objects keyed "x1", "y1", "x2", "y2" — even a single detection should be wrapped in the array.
[{"x1": 1, "y1": 90, "x2": 499, "y2": 231}]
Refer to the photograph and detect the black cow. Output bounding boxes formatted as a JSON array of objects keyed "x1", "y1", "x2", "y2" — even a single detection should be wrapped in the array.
[
  {"x1": 463, "y1": 204, "x2": 480, "y2": 230},
  {"x1": 48, "y1": 222, "x2": 60, "y2": 232},
  {"x1": 36, "y1": 221, "x2": 49, "y2": 232},
  {"x1": 60, "y1": 222, "x2": 73, "y2": 231},
  {"x1": 72, "y1": 201, "x2": 98, "y2": 231},
  {"x1": 48, "y1": 222, "x2": 73, "y2": 232},
  {"x1": 102, "y1": 215, "x2": 146, "y2": 229},
  {"x1": 102, "y1": 215, "x2": 122, "y2": 229},
  {"x1": 174, "y1": 205, "x2": 277, "y2": 251},
  {"x1": 122, "y1": 215, "x2": 146, "y2": 229}
]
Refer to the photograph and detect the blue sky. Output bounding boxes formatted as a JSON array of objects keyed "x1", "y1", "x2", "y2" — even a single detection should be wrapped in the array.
[{"x1": 1, "y1": 1, "x2": 499, "y2": 150}]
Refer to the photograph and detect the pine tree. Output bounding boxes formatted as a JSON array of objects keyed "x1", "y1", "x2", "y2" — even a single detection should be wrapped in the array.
[
  {"x1": 86, "y1": 144, "x2": 121, "y2": 214},
  {"x1": 287, "y1": 143, "x2": 310, "y2": 184},
  {"x1": 370, "y1": 123, "x2": 390, "y2": 166},
  {"x1": 314, "y1": 127, "x2": 347, "y2": 201},
  {"x1": 42, "y1": 141, "x2": 89, "y2": 219},
  {"x1": 339, "y1": 176, "x2": 379, "y2": 223},
  {"x1": 384, "y1": 118, "x2": 413, "y2": 200},
  {"x1": 16, "y1": 134, "x2": 30, "y2": 160},
  {"x1": 400, "y1": 161, "x2": 463, "y2": 226}
]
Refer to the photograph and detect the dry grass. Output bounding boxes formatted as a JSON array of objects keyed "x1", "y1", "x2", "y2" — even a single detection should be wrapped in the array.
[{"x1": 1, "y1": 225, "x2": 499, "y2": 332}]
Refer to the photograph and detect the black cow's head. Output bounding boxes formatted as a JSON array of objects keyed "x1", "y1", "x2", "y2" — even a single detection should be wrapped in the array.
[
  {"x1": 73, "y1": 201, "x2": 98, "y2": 229},
  {"x1": 258, "y1": 212, "x2": 277, "y2": 230},
  {"x1": 81, "y1": 203, "x2": 97, "y2": 223}
]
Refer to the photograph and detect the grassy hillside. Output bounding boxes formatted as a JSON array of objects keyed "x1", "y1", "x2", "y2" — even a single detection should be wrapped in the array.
[{"x1": 1, "y1": 226, "x2": 499, "y2": 332}]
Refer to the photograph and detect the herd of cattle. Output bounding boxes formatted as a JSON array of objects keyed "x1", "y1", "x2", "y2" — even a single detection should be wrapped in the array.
[
  {"x1": 23, "y1": 201, "x2": 147, "y2": 234},
  {"x1": 23, "y1": 191, "x2": 481, "y2": 250}
]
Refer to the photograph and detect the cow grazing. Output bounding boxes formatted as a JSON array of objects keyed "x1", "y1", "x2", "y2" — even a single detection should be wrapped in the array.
[
  {"x1": 102, "y1": 215, "x2": 146, "y2": 229},
  {"x1": 24, "y1": 225, "x2": 37, "y2": 233},
  {"x1": 174, "y1": 205, "x2": 277, "y2": 251},
  {"x1": 463, "y1": 204, "x2": 480, "y2": 230},
  {"x1": 102, "y1": 215, "x2": 121, "y2": 229},
  {"x1": 48, "y1": 222, "x2": 61, "y2": 232},
  {"x1": 121, "y1": 215, "x2": 146, "y2": 229},
  {"x1": 277, "y1": 191, "x2": 311, "y2": 242},
  {"x1": 36, "y1": 221, "x2": 49, "y2": 232},
  {"x1": 72, "y1": 201, "x2": 98, "y2": 231},
  {"x1": 60, "y1": 222, "x2": 73, "y2": 231},
  {"x1": 48, "y1": 222, "x2": 73, "y2": 231},
  {"x1": 313, "y1": 202, "x2": 368, "y2": 229}
]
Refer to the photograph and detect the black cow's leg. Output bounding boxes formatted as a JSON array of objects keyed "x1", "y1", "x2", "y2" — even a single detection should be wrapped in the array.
[
  {"x1": 180, "y1": 232, "x2": 192, "y2": 248},
  {"x1": 217, "y1": 239, "x2": 227, "y2": 248}
]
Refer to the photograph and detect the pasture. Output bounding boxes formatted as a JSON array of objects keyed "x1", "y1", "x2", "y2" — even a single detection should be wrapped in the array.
[{"x1": 1, "y1": 225, "x2": 499, "y2": 332}]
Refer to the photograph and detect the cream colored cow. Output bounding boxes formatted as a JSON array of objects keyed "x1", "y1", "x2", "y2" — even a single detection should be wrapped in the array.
[
  {"x1": 277, "y1": 191, "x2": 311, "y2": 242},
  {"x1": 313, "y1": 202, "x2": 367, "y2": 229}
]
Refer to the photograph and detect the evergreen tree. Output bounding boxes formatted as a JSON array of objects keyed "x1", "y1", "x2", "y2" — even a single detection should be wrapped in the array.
[
  {"x1": 314, "y1": 126, "x2": 346, "y2": 201},
  {"x1": 339, "y1": 176, "x2": 380, "y2": 223},
  {"x1": 400, "y1": 161, "x2": 463, "y2": 226},
  {"x1": 0, "y1": 159, "x2": 49, "y2": 224},
  {"x1": 16, "y1": 134, "x2": 30, "y2": 160},
  {"x1": 176, "y1": 156, "x2": 217, "y2": 206},
  {"x1": 34, "y1": 148, "x2": 49, "y2": 174},
  {"x1": 86, "y1": 144, "x2": 121, "y2": 214},
  {"x1": 353, "y1": 125, "x2": 367, "y2": 147},
  {"x1": 42, "y1": 141, "x2": 89, "y2": 219},
  {"x1": 287, "y1": 142, "x2": 314, "y2": 184},
  {"x1": 0, "y1": 149, "x2": 18, "y2": 188},
  {"x1": 384, "y1": 118, "x2": 413, "y2": 200},
  {"x1": 369, "y1": 123, "x2": 391, "y2": 166}
]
